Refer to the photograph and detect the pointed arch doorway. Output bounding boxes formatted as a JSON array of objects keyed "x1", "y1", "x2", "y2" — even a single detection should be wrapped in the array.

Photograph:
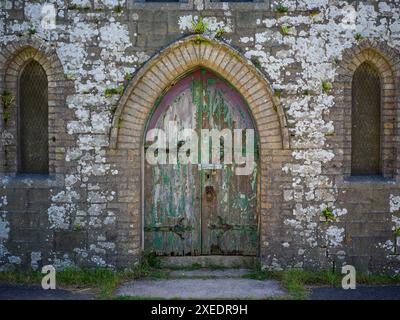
[
  {"x1": 109, "y1": 35, "x2": 290, "y2": 267},
  {"x1": 144, "y1": 68, "x2": 259, "y2": 256}
]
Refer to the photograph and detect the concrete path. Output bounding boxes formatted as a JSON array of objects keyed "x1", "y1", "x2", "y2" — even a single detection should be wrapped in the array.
[
  {"x1": 116, "y1": 278, "x2": 287, "y2": 299},
  {"x1": 0, "y1": 282, "x2": 94, "y2": 300},
  {"x1": 310, "y1": 285, "x2": 400, "y2": 300},
  {"x1": 116, "y1": 269, "x2": 287, "y2": 299}
]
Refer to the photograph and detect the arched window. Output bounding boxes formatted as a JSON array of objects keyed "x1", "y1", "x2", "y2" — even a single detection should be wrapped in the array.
[
  {"x1": 18, "y1": 60, "x2": 48, "y2": 174},
  {"x1": 351, "y1": 62, "x2": 381, "y2": 176}
]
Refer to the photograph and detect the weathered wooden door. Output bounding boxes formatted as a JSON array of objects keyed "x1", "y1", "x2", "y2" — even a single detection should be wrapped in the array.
[{"x1": 144, "y1": 68, "x2": 258, "y2": 256}]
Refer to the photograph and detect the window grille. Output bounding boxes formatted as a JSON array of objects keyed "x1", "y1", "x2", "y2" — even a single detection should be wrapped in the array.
[
  {"x1": 19, "y1": 60, "x2": 49, "y2": 174},
  {"x1": 351, "y1": 62, "x2": 381, "y2": 176}
]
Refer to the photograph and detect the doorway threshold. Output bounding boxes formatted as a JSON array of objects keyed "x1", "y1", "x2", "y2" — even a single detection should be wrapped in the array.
[{"x1": 159, "y1": 255, "x2": 257, "y2": 269}]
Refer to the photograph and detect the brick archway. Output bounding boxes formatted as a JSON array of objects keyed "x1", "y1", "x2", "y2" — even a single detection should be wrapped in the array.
[
  {"x1": 110, "y1": 35, "x2": 291, "y2": 265},
  {"x1": 333, "y1": 39, "x2": 400, "y2": 180},
  {"x1": 110, "y1": 36, "x2": 289, "y2": 150},
  {"x1": 0, "y1": 39, "x2": 69, "y2": 176}
]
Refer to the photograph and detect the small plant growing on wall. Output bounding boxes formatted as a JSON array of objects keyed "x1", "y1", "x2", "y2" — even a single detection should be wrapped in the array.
[
  {"x1": 1, "y1": 90, "x2": 14, "y2": 126},
  {"x1": 354, "y1": 33, "x2": 363, "y2": 41},
  {"x1": 191, "y1": 17, "x2": 208, "y2": 34},
  {"x1": 66, "y1": 73, "x2": 76, "y2": 81},
  {"x1": 104, "y1": 85, "x2": 124, "y2": 97},
  {"x1": 109, "y1": 105, "x2": 117, "y2": 115},
  {"x1": 74, "y1": 223, "x2": 83, "y2": 231},
  {"x1": 113, "y1": 4, "x2": 123, "y2": 14},
  {"x1": 28, "y1": 27, "x2": 36, "y2": 35},
  {"x1": 322, "y1": 80, "x2": 332, "y2": 93},
  {"x1": 322, "y1": 207, "x2": 336, "y2": 224},
  {"x1": 309, "y1": 8, "x2": 320, "y2": 17},
  {"x1": 280, "y1": 24, "x2": 291, "y2": 36},
  {"x1": 395, "y1": 227, "x2": 400, "y2": 237},
  {"x1": 124, "y1": 72, "x2": 133, "y2": 82},
  {"x1": 68, "y1": 4, "x2": 91, "y2": 11},
  {"x1": 250, "y1": 56, "x2": 262, "y2": 69},
  {"x1": 333, "y1": 57, "x2": 340, "y2": 65},
  {"x1": 274, "y1": 88, "x2": 283, "y2": 98},
  {"x1": 192, "y1": 35, "x2": 211, "y2": 45},
  {"x1": 215, "y1": 27, "x2": 225, "y2": 39},
  {"x1": 275, "y1": 2, "x2": 289, "y2": 14},
  {"x1": 117, "y1": 116, "x2": 124, "y2": 129}
]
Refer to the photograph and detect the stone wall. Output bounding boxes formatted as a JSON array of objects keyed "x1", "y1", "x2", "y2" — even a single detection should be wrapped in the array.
[{"x1": 0, "y1": 0, "x2": 400, "y2": 274}]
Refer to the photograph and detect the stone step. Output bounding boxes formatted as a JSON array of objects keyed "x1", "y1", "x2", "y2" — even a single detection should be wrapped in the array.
[
  {"x1": 159, "y1": 255, "x2": 256, "y2": 269},
  {"x1": 115, "y1": 278, "x2": 287, "y2": 299},
  {"x1": 167, "y1": 268, "x2": 252, "y2": 278}
]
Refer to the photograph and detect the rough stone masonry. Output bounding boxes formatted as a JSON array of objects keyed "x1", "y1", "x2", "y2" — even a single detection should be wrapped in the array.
[{"x1": 0, "y1": 0, "x2": 400, "y2": 274}]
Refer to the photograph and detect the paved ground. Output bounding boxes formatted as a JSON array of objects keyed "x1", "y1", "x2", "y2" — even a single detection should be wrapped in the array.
[
  {"x1": 116, "y1": 268, "x2": 288, "y2": 299},
  {"x1": 0, "y1": 282, "x2": 94, "y2": 300},
  {"x1": 310, "y1": 285, "x2": 400, "y2": 300},
  {"x1": 116, "y1": 278, "x2": 287, "y2": 299}
]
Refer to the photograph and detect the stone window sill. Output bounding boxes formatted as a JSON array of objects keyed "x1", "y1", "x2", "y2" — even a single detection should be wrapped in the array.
[
  {"x1": 336, "y1": 175, "x2": 397, "y2": 188},
  {"x1": 344, "y1": 175, "x2": 394, "y2": 183},
  {"x1": 0, "y1": 173, "x2": 64, "y2": 189}
]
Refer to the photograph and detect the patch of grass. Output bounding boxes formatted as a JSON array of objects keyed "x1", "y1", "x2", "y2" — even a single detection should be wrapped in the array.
[
  {"x1": 279, "y1": 269, "x2": 309, "y2": 299},
  {"x1": 0, "y1": 263, "x2": 168, "y2": 299},
  {"x1": 0, "y1": 270, "x2": 43, "y2": 284},
  {"x1": 142, "y1": 251, "x2": 162, "y2": 269},
  {"x1": 394, "y1": 227, "x2": 400, "y2": 237},
  {"x1": 266, "y1": 269, "x2": 400, "y2": 300},
  {"x1": 243, "y1": 268, "x2": 400, "y2": 300}
]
